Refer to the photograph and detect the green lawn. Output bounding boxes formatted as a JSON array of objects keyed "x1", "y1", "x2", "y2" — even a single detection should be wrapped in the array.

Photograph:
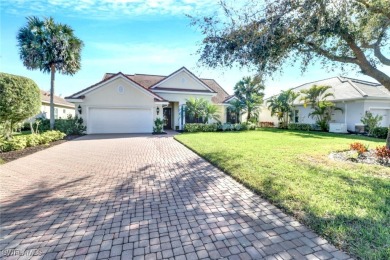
[{"x1": 175, "y1": 129, "x2": 390, "y2": 259}]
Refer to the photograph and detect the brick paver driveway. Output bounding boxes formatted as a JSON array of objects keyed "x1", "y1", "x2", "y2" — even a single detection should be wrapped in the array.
[{"x1": 0, "y1": 134, "x2": 351, "y2": 260}]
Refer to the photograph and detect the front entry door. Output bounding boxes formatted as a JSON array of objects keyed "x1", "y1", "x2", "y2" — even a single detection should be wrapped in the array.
[{"x1": 163, "y1": 108, "x2": 172, "y2": 129}]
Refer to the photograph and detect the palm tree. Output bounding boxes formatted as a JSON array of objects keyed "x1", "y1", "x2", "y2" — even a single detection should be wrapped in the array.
[
  {"x1": 185, "y1": 97, "x2": 208, "y2": 123},
  {"x1": 234, "y1": 76, "x2": 265, "y2": 121},
  {"x1": 17, "y1": 16, "x2": 83, "y2": 129},
  {"x1": 204, "y1": 103, "x2": 220, "y2": 123},
  {"x1": 300, "y1": 85, "x2": 342, "y2": 131},
  {"x1": 228, "y1": 99, "x2": 245, "y2": 123},
  {"x1": 267, "y1": 89, "x2": 299, "y2": 128},
  {"x1": 300, "y1": 85, "x2": 334, "y2": 108}
]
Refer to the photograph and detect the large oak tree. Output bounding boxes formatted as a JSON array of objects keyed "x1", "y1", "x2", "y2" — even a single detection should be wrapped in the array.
[{"x1": 192, "y1": 0, "x2": 390, "y2": 147}]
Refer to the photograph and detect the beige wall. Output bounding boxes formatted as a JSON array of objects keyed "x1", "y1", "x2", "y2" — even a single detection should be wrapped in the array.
[
  {"x1": 157, "y1": 71, "x2": 209, "y2": 90},
  {"x1": 38, "y1": 103, "x2": 75, "y2": 119},
  {"x1": 156, "y1": 92, "x2": 216, "y2": 129},
  {"x1": 74, "y1": 77, "x2": 161, "y2": 129}
]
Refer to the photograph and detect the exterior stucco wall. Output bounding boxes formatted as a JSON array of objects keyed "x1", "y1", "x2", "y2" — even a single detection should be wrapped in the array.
[
  {"x1": 74, "y1": 77, "x2": 158, "y2": 130},
  {"x1": 38, "y1": 103, "x2": 75, "y2": 119},
  {"x1": 344, "y1": 101, "x2": 365, "y2": 131},
  {"x1": 157, "y1": 71, "x2": 209, "y2": 91},
  {"x1": 155, "y1": 92, "x2": 219, "y2": 129}
]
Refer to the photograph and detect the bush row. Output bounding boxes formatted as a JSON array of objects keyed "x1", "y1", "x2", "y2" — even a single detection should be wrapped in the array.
[
  {"x1": 288, "y1": 123, "x2": 314, "y2": 131},
  {"x1": 184, "y1": 123, "x2": 218, "y2": 132},
  {"x1": 372, "y1": 127, "x2": 388, "y2": 139},
  {"x1": 24, "y1": 116, "x2": 86, "y2": 135},
  {"x1": 259, "y1": 122, "x2": 275, "y2": 128},
  {"x1": 184, "y1": 122, "x2": 256, "y2": 132},
  {"x1": 0, "y1": 130, "x2": 66, "y2": 152}
]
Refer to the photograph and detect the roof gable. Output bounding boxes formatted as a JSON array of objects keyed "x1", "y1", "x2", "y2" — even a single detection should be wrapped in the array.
[
  {"x1": 84, "y1": 68, "x2": 232, "y2": 104},
  {"x1": 66, "y1": 72, "x2": 165, "y2": 101},
  {"x1": 150, "y1": 67, "x2": 215, "y2": 93}
]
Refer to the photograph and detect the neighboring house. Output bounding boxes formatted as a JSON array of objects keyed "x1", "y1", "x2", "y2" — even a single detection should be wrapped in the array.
[
  {"x1": 65, "y1": 67, "x2": 235, "y2": 134},
  {"x1": 259, "y1": 77, "x2": 390, "y2": 132},
  {"x1": 38, "y1": 90, "x2": 75, "y2": 119}
]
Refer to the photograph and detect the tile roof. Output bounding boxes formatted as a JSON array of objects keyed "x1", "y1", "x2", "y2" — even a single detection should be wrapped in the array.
[{"x1": 41, "y1": 90, "x2": 74, "y2": 108}]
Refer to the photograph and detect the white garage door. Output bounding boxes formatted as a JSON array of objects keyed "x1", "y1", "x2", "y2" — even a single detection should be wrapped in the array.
[
  {"x1": 370, "y1": 109, "x2": 389, "y2": 127},
  {"x1": 89, "y1": 108, "x2": 153, "y2": 134}
]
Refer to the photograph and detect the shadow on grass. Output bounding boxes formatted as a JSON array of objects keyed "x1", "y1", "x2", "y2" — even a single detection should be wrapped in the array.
[
  {"x1": 190, "y1": 148, "x2": 390, "y2": 259},
  {"x1": 257, "y1": 128, "x2": 386, "y2": 143}
]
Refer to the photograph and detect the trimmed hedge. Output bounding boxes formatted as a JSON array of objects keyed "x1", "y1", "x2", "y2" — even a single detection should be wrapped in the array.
[
  {"x1": 33, "y1": 116, "x2": 86, "y2": 135},
  {"x1": 0, "y1": 130, "x2": 66, "y2": 152},
  {"x1": 259, "y1": 122, "x2": 275, "y2": 128},
  {"x1": 288, "y1": 123, "x2": 313, "y2": 131},
  {"x1": 184, "y1": 122, "x2": 257, "y2": 132},
  {"x1": 372, "y1": 127, "x2": 388, "y2": 139},
  {"x1": 184, "y1": 123, "x2": 218, "y2": 132}
]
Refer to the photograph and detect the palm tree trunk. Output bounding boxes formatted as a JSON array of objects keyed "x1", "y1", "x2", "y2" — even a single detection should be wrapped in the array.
[
  {"x1": 246, "y1": 108, "x2": 251, "y2": 122},
  {"x1": 50, "y1": 64, "x2": 56, "y2": 130}
]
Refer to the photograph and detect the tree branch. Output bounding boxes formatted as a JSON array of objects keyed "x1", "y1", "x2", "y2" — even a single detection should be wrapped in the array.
[
  {"x1": 356, "y1": 0, "x2": 390, "y2": 20},
  {"x1": 305, "y1": 42, "x2": 358, "y2": 64}
]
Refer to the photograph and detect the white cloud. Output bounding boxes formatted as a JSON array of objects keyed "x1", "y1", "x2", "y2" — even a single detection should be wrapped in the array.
[{"x1": 2, "y1": 0, "x2": 218, "y2": 19}]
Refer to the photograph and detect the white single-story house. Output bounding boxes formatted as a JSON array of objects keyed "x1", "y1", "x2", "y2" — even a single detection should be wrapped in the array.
[
  {"x1": 259, "y1": 76, "x2": 390, "y2": 133},
  {"x1": 37, "y1": 90, "x2": 75, "y2": 119},
  {"x1": 65, "y1": 67, "x2": 236, "y2": 134}
]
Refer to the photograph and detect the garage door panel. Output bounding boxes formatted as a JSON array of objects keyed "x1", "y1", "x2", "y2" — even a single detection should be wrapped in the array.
[
  {"x1": 89, "y1": 108, "x2": 153, "y2": 134},
  {"x1": 370, "y1": 109, "x2": 389, "y2": 127}
]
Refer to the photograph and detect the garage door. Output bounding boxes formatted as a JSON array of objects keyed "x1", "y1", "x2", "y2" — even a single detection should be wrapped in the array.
[
  {"x1": 370, "y1": 109, "x2": 389, "y2": 127},
  {"x1": 89, "y1": 108, "x2": 153, "y2": 134}
]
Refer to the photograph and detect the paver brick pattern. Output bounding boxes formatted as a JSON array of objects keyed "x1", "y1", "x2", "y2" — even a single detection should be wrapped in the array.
[{"x1": 0, "y1": 134, "x2": 351, "y2": 259}]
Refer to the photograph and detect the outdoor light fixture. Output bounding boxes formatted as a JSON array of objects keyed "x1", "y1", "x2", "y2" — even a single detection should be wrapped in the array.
[
  {"x1": 78, "y1": 105, "x2": 82, "y2": 114},
  {"x1": 156, "y1": 107, "x2": 160, "y2": 115}
]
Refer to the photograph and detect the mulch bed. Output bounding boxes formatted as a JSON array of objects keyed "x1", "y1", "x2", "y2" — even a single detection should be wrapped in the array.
[
  {"x1": 329, "y1": 150, "x2": 389, "y2": 167},
  {"x1": 0, "y1": 135, "x2": 81, "y2": 164}
]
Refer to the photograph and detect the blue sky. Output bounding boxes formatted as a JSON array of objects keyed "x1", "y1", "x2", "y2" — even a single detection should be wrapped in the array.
[{"x1": 1, "y1": 0, "x2": 389, "y2": 98}]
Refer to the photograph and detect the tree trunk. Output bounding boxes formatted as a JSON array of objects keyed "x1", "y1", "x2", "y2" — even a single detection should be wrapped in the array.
[
  {"x1": 50, "y1": 64, "x2": 56, "y2": 130},
  {"x1": 386, "y1": 127, "x2": 390, "y2": 149}
]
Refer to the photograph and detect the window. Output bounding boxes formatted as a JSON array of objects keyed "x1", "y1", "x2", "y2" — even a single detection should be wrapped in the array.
[
  {"x1": 226, "y1": 107, "x2": 238, "y2": 124},
  {"x1": 117, "y1": 85, "x2": 124, "y2": 94},
  {"x1": 63, "y1": 109, "x2": 66, "y2": 113},
  {"x1": 54, "y1": 108, "x2": 59, "y2": 119},
  {"x1": 294, "y1": 110, "x2": 299, "y2": 123}
]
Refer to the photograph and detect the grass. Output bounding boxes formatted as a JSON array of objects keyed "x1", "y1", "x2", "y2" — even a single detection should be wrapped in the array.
[{"x1": 175, "y1": 129, "x2": 390, "y2": 259}]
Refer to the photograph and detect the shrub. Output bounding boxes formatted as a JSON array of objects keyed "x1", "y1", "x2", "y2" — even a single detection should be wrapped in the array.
[
  {"x1": 41, "y1": 130, "x2": 66, "y2": 142},
  {"x1": 0, "y1": 130, "x2": 65, "y2": 152},
  {"x1": 288, "y1": 123, "x2": 313, "y2": 131},
  {"x1": 360, "y1": 111, "x2": 383, "y2": 136},
  {"x1": 26, "y1": 134, "x2": 42, "y2": 147},
  {"x1": 234, "y1": 123, "x2": 242, "y2": 131},
  {"x1": 221, "y1": 123, "x2": 233, "y2": 131},
  {"x1": 2, "y1": 137, "x2": 27, "y2": 152},
  {"x1": 0, "y1": 73, "x2": 41, "y2": 139},
  {"x1": 259, "y1": 122, "x2": 275, "y2": 128},
  {"x1": 35, "y1": 115, "x2": 86, "y2": 135},
  {"x1": 350, "y1": 142, "x2": 368, "y2": 156},
  {"x1": 372, "y1": 127, "x2": 388, "y2": 139},
  {"x1": 243, "y1": 122, "x2": 256, "y2": 130},
  {"x1": 375, "y1": 146, "x2": 390, "y2": 164},
  {"x1": 153, "y1": 118, "x2": 164, "y2": 133},
  {"x1": 184, "y1": 123, "x2": 218, "y2": 132}
]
